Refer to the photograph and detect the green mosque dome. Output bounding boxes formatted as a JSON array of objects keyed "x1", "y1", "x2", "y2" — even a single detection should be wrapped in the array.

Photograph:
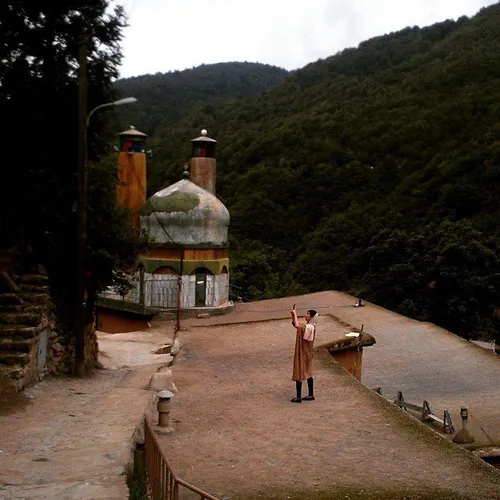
[{"x1": 140, "y1": 179, "x2": 229, "y2": 248}]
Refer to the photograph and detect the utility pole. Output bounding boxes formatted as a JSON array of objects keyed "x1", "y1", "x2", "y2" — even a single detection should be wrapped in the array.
[
  {"x1": 75, "y1": 30, "x2": 88, "y2": 377},
  {"x1": 175, "y1": 248, "x2": 184, "y2": 334}
]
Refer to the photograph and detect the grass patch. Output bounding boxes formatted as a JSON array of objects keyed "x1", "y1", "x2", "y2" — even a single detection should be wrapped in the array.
[{"x1": 127, "y1": 445, "x2": 148, "y2": 500}]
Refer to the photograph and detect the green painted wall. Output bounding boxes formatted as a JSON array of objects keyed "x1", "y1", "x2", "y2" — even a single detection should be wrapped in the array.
[{"x1": 138, "y1": 256, "x2": 229, "y2": 275}]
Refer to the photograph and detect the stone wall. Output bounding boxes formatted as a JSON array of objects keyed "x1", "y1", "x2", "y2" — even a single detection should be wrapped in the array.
[{"x1": 0, "y1": 252, "x2": 97, "y2": 392}]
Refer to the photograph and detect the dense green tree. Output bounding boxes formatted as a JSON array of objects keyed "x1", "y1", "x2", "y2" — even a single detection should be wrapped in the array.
[
  {"x1": 425, "y1": 221, "x2": 500, "y2": 340},
  {"x1": 114, "y1": 62, "x2": 289, "y2": 136},
  {"x1": 361, "y1": 221, "x2": 500, "y2": 341},
  {"x1": 0, "y1": 1, "x2": 140, "y2": 327}
]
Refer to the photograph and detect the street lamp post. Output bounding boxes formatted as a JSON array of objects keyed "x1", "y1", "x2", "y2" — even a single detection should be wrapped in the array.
[
  {"x1": 75, "y1": 57, "x2": 137, "y2": 376},
  {"x1": 85, "y1": 97, "x2": 138, "y2": 126}
]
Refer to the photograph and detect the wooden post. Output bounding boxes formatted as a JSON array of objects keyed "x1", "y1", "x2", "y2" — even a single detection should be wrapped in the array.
[
  {"x1": 75, "y1": 29, "x2": 88, "y2": 377},
  {"x1": 175, "y1": 248, "x2": 184, "y2": 334}
]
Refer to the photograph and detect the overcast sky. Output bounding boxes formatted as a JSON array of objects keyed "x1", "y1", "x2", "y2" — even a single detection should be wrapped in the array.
[{"x1": 116, "y1": 0, "x2": 497, "y2": 78}]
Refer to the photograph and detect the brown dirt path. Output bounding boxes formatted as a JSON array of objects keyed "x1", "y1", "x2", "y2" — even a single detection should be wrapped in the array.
[{"x1": 153, "y1": 300, "x2": 500, "y2": 500}]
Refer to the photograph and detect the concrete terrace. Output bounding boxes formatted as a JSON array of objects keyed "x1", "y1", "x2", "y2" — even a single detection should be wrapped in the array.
[
  {"x1": 183, "y1": 290, "x2": 500, "y2": 448},
  {"x1": 154, "y1": 291, "x2": 500, "y2": 499}
]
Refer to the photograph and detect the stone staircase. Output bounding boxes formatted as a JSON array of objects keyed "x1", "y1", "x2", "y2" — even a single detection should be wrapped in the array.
[
  {"x1": 0, "y1": 249, "x2": 100, "y2": 392},
  {"x1": 0, "y1": 271, "x2": 57, "y2": 390}
]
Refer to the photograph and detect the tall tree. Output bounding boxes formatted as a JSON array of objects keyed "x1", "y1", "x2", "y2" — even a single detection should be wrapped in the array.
[{"x1": 0, "y1": 1, "x2": 138, "y2": 327}]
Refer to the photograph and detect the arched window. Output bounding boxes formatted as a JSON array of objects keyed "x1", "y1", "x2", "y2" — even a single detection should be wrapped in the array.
[
  {"x1": 191, "y1": 267, "x2": 213, "y2": 307},
  {"x1": 147, "y1": 267, "x2": 179, "y2": 307},
  {"x1": 153, "y1": 266, "x2": 178, "y2": 275}
]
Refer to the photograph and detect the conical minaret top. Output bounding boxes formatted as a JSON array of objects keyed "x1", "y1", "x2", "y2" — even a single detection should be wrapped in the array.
[
  {"x1": 119, "y1": 125, "x2": 147, "y2": 153},
  {"x1": 189, "y1": 129, "x2": 217, "y2": 195}
]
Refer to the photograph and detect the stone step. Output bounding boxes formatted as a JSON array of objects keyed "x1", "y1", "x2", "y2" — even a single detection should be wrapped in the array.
[
  {"x1": 20, "y1": 284, "x2": 50, "y2": 294},
  {"x1": 29, "y1": 274, "x2": 48, "y2": 285},
  {"x1": 0, "y1": 312, "x2": 42, "y2": 326},
  {"x1": 0, "y1": 304, "x2": 23, "y2": 313},
  {"x1": 20, "y1": 293, "x2": 49, "y2": 305},
  {"x1": 15, "y1": 274, "x2": 49, "y2": 286},
  {"x1": 23, "y1": 305, "x2": 45, "y2": 313},
  {"x1": 0, "y1": 325, "x2": 41, "y2": 338},
  {"x1": 0, "y1": 293, "x2": 24, "y2": 306},
  {"x1": 0, "y1": 337, "x2": 32, "y2": 352},
  {"x1": 0, "y1": 271, "x2": 20, "y2": 293},
  {"x1": 0, "y1": 351, "x2": 30, "y2": 366}
]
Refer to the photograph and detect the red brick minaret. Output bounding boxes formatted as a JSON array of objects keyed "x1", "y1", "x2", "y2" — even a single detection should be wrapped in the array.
[
  {"x1": 117, "y1": 126, "x2": 147, "y2": 232},
  {"x1": 189, "y1": 129, "x2": 217, "y2": 195}
]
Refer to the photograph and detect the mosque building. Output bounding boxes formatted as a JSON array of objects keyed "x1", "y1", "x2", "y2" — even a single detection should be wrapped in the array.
[{"x1": 99, "y1": 128, "x2": 231, "y2": 326}]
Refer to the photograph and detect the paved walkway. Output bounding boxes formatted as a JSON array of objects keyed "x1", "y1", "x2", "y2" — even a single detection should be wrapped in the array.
[
  {"x1": 323, "y1": 294, "x2": 500, "y2": 447},
  {"x1": 152, "y1": 291, "x2": 500, "y2": 499},
  {"x1": 184, "y1": 291, "x2": 500, "y2": 447},
  {"x1": 0, "y1": 326, "x2": 174, "y2": 499}
]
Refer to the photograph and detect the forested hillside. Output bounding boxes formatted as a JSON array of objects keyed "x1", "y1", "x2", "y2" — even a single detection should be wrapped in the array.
[
  {"x1": 121, "y1": 4, "x2": 500, "y2": 342},
  {"x1": 114, "y1": 62, "x2": 289, "y2": 135}
]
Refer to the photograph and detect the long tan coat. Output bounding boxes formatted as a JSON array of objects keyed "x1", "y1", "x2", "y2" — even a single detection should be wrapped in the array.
[{"x1": 292, "y1": 324, "x2": 314, "y2": 381}]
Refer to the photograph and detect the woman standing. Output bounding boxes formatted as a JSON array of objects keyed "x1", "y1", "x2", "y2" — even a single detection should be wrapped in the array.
[{"x1": 290, "y1": 307, "x2": 318, "y2": 403}]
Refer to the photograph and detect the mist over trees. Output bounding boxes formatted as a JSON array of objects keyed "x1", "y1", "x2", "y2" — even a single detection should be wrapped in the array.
[{"x1": 116, "y1": 4, "x2": 500, "y2": 342}]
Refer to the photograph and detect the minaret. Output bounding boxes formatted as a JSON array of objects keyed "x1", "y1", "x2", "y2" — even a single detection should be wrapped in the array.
[
  {"x1": 117, "y1": 126, "x2": 147, "y2": 232},
  {"x1": 189, "y1": 129, "x2": 217, "y2": 194}
]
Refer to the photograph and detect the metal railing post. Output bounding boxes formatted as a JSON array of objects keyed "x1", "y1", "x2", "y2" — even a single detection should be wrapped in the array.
[{"x1": 144, "y1": 416, "x2": 219, "y2": 500}]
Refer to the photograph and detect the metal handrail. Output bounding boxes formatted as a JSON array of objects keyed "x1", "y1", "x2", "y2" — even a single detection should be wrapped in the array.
[
  {"x1": 144, "y1": 415, "x2": 219, "y2": 500},
  {"x1": 392, "y1": 390, "x2": 455, "y2": 434}
]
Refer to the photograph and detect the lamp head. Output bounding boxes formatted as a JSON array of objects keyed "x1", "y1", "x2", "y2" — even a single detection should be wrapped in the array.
[{"x1": 113, "y1": 97, "x2": 137, "y2": 106}]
